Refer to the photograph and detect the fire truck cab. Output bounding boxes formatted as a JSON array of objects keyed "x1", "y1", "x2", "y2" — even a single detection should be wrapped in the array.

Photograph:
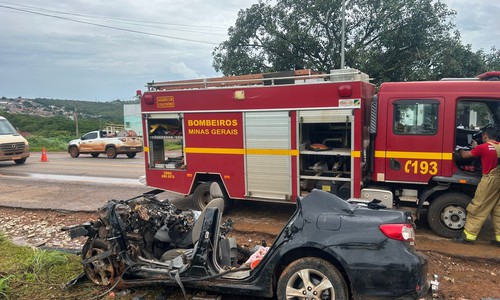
[{"x1": 140, "y1": 69, "x2": 500, "y2": 238}]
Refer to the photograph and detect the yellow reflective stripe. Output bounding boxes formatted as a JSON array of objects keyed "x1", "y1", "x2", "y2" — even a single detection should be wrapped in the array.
[
  {"x1": 351, "y1": 150, "x2": 361, "y2": 158},
  {"x1": 375, "y1": 151, "x2": 453, "y2": 160},
  {"x1": 442, "y1": 153, "x2": 453, "y2": 160},
  {"x1": 185, "y1": 147, "x2": 245, "y2": 155},
  {"x1": 184, "y1": 147, "x2": 299, "y2": 156},
  {"x1": 144, "y1": 146, "x2": 149, "y2": 152},
  {"x1": 463, "y1": 229, "x2": 477, "y2": 241},
  {"x1": 247, "y1": 149, "x2": 299, "y2": 156}
]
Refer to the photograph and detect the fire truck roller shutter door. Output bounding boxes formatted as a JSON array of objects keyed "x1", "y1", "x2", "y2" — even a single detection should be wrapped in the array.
[{"x1": 245, "y1": 111, "x2": 292, "y2": 200}]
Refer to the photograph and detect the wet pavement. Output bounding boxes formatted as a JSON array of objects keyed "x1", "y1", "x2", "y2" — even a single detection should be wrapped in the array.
[{"x1": 0, "y1": 151, "x2": 179, "y2": 211}]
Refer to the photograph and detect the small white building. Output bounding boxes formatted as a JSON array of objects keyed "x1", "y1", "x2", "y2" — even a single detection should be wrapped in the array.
[{"x1": 124, "y1": 104, "x2": 142, "y2": 136}]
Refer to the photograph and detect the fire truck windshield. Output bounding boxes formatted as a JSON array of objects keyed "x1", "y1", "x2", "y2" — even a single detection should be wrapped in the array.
[{"x1": 456, "y1": 101, "x2": 498, "y2": 131}]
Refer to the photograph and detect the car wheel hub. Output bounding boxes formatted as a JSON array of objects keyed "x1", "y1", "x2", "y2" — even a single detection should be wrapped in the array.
[
  {"x1": 441, "y1": 205, "x2": 466, "y2": 229},
  {"x1": 84, "y1": 247, "x2": 115, "y2": 286},
  {"x1": 286, "y1": 269, "x2": 333, "y2": 300}
]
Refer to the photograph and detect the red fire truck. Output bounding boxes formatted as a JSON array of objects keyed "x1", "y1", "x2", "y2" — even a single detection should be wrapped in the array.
[{"x1": 139, "y1": 69, "x2": 500, "y2": 238}]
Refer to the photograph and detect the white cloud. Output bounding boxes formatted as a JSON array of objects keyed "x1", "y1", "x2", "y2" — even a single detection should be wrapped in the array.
[
  {"x1": 0, "y1": 0, "x2": 498, "y2": 100},
  {"x1": 442, "y1": 0, "x2": 500, "y2": 50}
]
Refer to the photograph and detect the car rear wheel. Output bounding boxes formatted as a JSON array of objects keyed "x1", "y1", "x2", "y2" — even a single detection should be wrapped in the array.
[
  {"x1": 14, "y1": 158, "x2": 26, "y2": 164},
  {"x1": 428, "y1": 192, "x2": 470, "y2": 238},
  {"x1": 69, "y1": 147, "x2": 79, "y2": 158},
  {"x1": 106, "y1": 147, "x2": 117, "y2": 159},
  {"x1": 126, "y1": 153, "x2": 136, "y2": 158},
  {"x1": 277, "y1": 257, "x2": 348, "y2": 300},
  {"x1": 91, "y1": 153, "x2": 99, "y2": 158}
]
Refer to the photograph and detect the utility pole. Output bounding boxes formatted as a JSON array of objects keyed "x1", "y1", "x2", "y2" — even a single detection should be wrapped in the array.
[
  {"x1": 340, "y1": 0, "x2": 346, "y2": 69},
  {"x1": 74, "y1": 101, "x2": 79, "y2": 137}
]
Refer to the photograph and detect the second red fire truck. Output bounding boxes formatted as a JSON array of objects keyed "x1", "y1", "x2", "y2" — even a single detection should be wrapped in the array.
[{"x1": 139, "y1": 69, "x2": 500, "y2": 238}]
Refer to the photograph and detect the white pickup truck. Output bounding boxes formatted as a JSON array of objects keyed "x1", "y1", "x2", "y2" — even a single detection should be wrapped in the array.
[{"x1": 68, "y1": 130, "x2": 143, "y2": 159}]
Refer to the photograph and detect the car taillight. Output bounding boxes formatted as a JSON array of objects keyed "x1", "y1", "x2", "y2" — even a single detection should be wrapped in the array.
[{"x1": 379, "y1": 223, "x2": 415, "y2": 242}]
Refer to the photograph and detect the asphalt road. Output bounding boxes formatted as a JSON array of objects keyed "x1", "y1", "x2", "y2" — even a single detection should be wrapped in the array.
[{"x1": 0, "y1": 151, "x2": 184, "y2": 211}]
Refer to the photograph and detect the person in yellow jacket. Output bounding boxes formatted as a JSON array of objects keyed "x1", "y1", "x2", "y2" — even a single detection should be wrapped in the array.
[{"x1": 453, "y1": 127, "x2": 500, "y2": 246}]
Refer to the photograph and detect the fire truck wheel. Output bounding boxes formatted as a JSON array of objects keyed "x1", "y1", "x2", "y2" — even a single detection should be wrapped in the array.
[
  {"x1": 193, "y1": 182, "x2": 212, "y2": 211},
  {"x1": 427, "y1": 192, "x2": 470, "y2": 238},
  {"x1": 106, "y1": 147, "x2": 117, "y2": 159},
  {"x1": 192, "y1": 182, "x2": 234, "y2": 213}
]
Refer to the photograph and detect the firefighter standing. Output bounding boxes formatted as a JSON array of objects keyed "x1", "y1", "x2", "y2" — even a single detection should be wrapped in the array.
[{"x1": 453, "y1": 127, "x2": 500, "y2": 246}]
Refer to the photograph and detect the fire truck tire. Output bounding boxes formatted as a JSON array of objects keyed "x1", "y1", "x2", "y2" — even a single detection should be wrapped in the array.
[
  {"x1": 106, "y1": 147, "x2": 117, "y2": 159},
  {"x1": 427, "y1": 192, "x2": 470, "y2": 238},
  {"x1": 69, "y1": 146, "x2": 80, "y2": 158},
  {"x1": 192, "y1": 182, "x2": 234, "y2": 213}
]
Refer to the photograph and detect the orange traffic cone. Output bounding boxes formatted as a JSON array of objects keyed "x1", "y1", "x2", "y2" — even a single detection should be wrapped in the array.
[{"x1": 40, "y1": 147, "x2": 48, "y2": 162}]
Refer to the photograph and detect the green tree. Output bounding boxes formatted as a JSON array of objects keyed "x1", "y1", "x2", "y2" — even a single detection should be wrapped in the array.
[
  {"x1": 484, "y1": 47, "x2": 500, "y2": 71},
  {"x1": 213, "y1": 0, "x2": 490, "y2": 84}
]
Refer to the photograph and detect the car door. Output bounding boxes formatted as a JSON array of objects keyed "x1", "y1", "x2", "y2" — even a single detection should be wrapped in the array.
[
  {"x1": 384, "y1": 98, "x2": 445, "y2": 183},
  {"x1": 80, "y1": 132, "x2": 98, "y2": 152}
]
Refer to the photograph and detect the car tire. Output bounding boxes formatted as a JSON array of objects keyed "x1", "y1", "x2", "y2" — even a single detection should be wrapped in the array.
[
  {"x1": 106, "y1": 147, "x2": 117, "y2": 159},
  {"x1": 428, "y1": 192, "x2": 470, "y2": 238},
  {"x1": 14, "y1": 158, "x2": 27, "y2": 164},
  {"x1": 277, "y1": 257, "x2": 348, "y2": 300},
  {"x1": 192, "y1": 182, "x2": 234, "y2": 213},
  {"x1": 126, "y1": 153, "x2": 136, "y2": 158},
  {"x1": 69, "y1": 147, "x2": 80, "y2": 158},
  {"x1": 81, "y1": 238, "x2": 116, "y2": 286},
  {"x1": 91, "y1": 153, "x2": 99, "y2": 158}
]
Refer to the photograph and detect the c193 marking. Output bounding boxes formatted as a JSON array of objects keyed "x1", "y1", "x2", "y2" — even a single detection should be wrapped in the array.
[{"x1": 404, "y1": 160, "x2": 438, "y2": 175}]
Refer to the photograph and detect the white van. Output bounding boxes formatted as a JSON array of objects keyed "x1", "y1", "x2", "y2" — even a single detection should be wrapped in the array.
[{"x1": 0, "y1": 116, "x2": 30, "y2": 164}]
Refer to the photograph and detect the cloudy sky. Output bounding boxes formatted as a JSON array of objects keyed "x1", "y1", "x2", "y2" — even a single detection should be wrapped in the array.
[{"x1": 0, "y1": 0, "x2": 499, "y2": 101}]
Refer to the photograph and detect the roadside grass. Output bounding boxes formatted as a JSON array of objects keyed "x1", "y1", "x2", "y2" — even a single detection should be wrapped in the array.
[
  {"x1": 0, "y1": 232, "x2": 102, "y2": 300},
  {"x1": 0, "y1": 233, "x2": 174, "y2": 300},
  {"x1": 26, "y1": 135, "x2": 73, "y2": 152}
]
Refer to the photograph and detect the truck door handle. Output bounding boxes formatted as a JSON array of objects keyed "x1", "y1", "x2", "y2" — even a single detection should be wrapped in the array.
[{"x1": 390, "y1": 158, "x2": 401, "y2": 170}]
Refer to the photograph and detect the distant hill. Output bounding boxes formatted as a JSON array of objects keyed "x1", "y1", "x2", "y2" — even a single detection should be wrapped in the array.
[{"x1": 0, "y1": 97, "x2": 139, "y2": 137}]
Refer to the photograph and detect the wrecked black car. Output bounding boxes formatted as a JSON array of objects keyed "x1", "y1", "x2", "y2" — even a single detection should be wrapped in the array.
[{"x1": 65, "y1": 183, "x2": 429, "y2": 299}]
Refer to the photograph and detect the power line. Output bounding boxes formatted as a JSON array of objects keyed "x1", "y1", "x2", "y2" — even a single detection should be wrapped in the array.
[
  {"x1": 0, "y1": 4, "x2": 221, "y2": 45},
  {"x1": 0, "y1": 1, "x2": 228, "y2": 30}
]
